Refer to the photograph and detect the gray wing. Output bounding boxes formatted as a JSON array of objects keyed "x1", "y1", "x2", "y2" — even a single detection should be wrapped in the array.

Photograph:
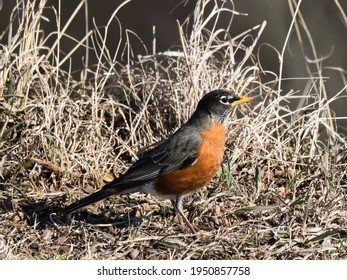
[{"x1": 116, "y1": 129, "x2": 202, "y2": 184}]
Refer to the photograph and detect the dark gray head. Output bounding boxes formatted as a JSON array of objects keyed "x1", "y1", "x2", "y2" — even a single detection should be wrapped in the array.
[{"x1": 195, "y1": 89, "x2": 253, "y2": 123}]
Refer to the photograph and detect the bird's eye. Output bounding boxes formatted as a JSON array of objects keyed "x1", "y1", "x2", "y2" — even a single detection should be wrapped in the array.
[{"x1": 219, "y1": 95, "x2": 229, "y2": 104}]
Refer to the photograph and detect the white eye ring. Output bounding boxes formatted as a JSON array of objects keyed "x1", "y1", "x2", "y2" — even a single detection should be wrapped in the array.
[{"x1": 219, "y1": 95, "x2": 229, "y2": 104}]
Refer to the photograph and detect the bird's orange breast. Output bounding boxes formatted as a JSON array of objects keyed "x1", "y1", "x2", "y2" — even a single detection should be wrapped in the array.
[{"x1": 154, "y1": 123, "x2": 226, "y2": 196}]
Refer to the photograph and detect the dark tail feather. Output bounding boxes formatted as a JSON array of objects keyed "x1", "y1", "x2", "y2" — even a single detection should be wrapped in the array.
[{"x1": 64, "y1": 183, "x2": 138, "y2": 215}]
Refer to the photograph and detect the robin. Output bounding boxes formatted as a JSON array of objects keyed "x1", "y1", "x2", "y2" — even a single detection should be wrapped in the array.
[{"x1": 64, "y1": 89, "x2": 253, "y2": 233}]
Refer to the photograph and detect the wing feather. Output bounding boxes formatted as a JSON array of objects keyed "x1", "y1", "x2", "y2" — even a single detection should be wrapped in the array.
[{"x1": 118, "y1": 129, "x2": 202, "y2": 184}]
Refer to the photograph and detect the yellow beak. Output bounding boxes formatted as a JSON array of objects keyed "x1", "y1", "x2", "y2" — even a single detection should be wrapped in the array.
[{"x1": 232, "y1": 96, "x2": 254, "y2": 105}]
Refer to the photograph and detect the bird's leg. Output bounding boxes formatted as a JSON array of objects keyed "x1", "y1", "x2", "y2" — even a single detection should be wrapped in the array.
[
  {"x1": 170, "y1": 199, "x2": 181, "y2": 224},
  {"x1": 173, "y1": 194, "x2": 196, "y2": 234}
]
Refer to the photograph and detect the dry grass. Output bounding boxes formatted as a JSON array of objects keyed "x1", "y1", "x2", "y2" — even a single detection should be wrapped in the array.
[{"x1": 0, "y1": 0, "x2": 346, "y2": 259}]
